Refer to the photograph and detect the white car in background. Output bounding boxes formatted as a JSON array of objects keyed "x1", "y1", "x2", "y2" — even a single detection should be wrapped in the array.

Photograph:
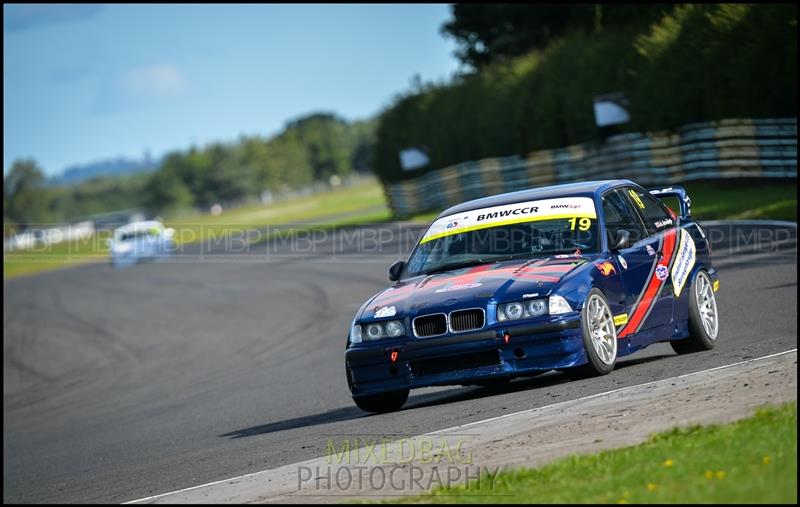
[{"x1": 108, "y1": 220, "x2": 176, "y2": 266}]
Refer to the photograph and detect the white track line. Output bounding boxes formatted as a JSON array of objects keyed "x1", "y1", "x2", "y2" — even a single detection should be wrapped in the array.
[{"x1": 125, "y1": 348, "x2": 798, "y2": 504}]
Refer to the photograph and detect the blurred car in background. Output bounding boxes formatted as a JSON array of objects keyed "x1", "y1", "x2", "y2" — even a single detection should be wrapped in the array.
[{"x1": 108, "y1": 220, "x2": 175, "y2": 267}]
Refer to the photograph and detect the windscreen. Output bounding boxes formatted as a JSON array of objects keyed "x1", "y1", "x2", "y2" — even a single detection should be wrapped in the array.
[
  {"x1": 405, "y1": 196, "x2": 600, "y2": 277},
  {"x1": 118, "y1": 229, "x2": 158, "y2": 242}
]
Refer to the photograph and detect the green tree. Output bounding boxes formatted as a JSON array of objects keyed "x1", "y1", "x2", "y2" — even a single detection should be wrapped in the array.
[
  {"x1": 143, "y1": 162, "x2": 194, "y2": 214},
  {"x1": 3, "y1": 159, "x2": 51, "y2": 227},
  {"x1": 287, "y1": 113, "x2": 353, "y2": 181},
  {"x1": 442, "y1": 4, "x2": 673, "y2": 69}
]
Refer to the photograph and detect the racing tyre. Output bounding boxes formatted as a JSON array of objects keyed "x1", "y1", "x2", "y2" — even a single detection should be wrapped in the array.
[
  {"x1": 353, "y1": 389, "x2": 409, "y2": 413},
  {"x1": 671, "y1": 270, "x2": 718, "y2": 354},
  {"x1": 565, "y1": 288, "x2": 618, "y2": 379}
]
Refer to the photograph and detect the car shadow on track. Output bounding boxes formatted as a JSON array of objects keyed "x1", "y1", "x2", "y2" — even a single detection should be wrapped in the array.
[
  {"x1": 218, "y1": 405, "x2": 370, "y2": 439},
  {"x1": 404, "y1": 352, "x2": 675, "y2": 410},
  {"x1": 218, "y1": 353, "x2": 674, "y2": 439}
]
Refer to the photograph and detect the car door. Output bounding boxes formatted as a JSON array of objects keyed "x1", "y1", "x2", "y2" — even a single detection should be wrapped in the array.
[
  {"x1": 601, "y1": 189, "x2": 667, "y2": 338},
  {"x1": 623, "y1": 186, "x2": 681, "y2": 330}
]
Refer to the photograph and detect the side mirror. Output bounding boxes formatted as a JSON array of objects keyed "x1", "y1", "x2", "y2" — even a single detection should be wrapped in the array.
[
  {"x1": 388, "y1": 260, "x2": 405, "y2": 282},
  {"x1": 610, "y1": 229, "x2": 630, "y2": 251}
]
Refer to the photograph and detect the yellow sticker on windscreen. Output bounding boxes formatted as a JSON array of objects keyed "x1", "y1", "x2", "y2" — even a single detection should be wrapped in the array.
[{"x1": 420, "y1": 197, "x2": 597, "y2": 244}]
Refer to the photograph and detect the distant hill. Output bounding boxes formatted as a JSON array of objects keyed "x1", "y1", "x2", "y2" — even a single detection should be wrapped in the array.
[{"x1": 48, "y1": 155, "x2": 160, "y2": 186}]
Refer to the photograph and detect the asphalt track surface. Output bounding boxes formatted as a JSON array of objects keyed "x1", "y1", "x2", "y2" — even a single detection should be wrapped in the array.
[{"x1": 3, "y1": 221, "x2": 797, "y2": 503}]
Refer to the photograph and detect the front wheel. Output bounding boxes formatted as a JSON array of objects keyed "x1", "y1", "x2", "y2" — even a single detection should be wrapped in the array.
[
  {"x1": 565, "y1": 289, "x2": 618, "y2": 379},
  {"x1": 353, "y1": 389, "x2": 409, "y2": 413},
  {"x1": 671, "y1": 270, "x2": 718, "y2": 354}
]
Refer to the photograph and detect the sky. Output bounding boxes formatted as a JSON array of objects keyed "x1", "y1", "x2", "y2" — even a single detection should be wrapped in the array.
[{"x1": 3, "y1": 4, "x2": 461, "y2": 176}]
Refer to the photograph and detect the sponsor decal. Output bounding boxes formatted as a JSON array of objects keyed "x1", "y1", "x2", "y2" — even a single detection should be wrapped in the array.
[
  {"x1": 618, "y1": 255, "x2": 628, "y2": 270},
  {"x1": 374, "y1": 305, "x2": 397, "y2": 318},
  {"x1": 522, "y1": 293, "x2": 539, "y2": 299},
  {"x1": 555, "y1": 250, "x2": 582, "y2": 259},
  {"x1": 476, "y1": 207, "x2": 538, "y2": 222},
  {"x1": 613, "y1": 313, "x2": 629, "y2": 326},
  {"x1": 420, "y1": 197, "x2": 597, "y2": 244},
  {"x1": 596, "y1": 261, "x2": 616, "y2": 277},
  {"x1": 713, "y1": 279, "x2": 720, "y2": 292},
  {"x1": 646, "y1": 245, "x2": 656, "y2": 256},
  {"x1": 618, "y1": 229, "x2": 678, "y2": 339},
  {"x1": 670, "y1": 228, "x2": 696, "y2": 297},
  {"x1": 654, "y1": 218, "x2": 674, "y2": 229},
  {"x1": 434, "y1": 282, "x2": 483, "y2": 293}
]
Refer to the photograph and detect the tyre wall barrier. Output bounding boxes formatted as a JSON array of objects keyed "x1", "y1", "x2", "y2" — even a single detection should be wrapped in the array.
[{"x1": 384, "y1": 117, "x2": 797, "y2": 217}]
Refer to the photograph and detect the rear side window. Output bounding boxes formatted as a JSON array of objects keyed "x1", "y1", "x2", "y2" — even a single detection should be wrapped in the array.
[
  {"x1": 602, "y1": 190, "x2": 648, "y2": 246},
  {"x1": 624, "y1": 187, "x2": 675, "y2": 236}
]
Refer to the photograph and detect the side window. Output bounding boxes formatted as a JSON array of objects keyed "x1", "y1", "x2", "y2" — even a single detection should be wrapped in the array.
[
  {"x1": 602, "y1": 190, "x2": 648, "y2": 247},
  {"x1": 624, "y1": 187, "x2": 675, "y2": 236}
]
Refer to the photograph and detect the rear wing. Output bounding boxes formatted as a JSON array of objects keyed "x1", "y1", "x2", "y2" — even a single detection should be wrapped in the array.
[{"x1": 648, "y1": 186, "x2": 691, "y2": 219}]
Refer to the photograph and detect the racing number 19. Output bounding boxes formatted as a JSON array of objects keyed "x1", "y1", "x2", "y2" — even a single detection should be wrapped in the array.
[{"x1": 568, "y1": 217, "x2": 592, "y2": 232}]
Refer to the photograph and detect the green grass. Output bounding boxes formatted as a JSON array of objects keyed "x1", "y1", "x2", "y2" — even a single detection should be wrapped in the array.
[
  {"x1": 4, "y1": 178, "x2": 796, "y2": 279},
  {"x1": 391, "y1": 402, "x2": 797, "y2": 504},
  {"x1": 682, "y1": 180, "x2": 797, "y2": 221},
  {"x1": 2, "y1": 229, "x2": 115, "y2": 279},
  {"x1": 407, "y1": 180, "x2": 797, "y2": 223},
  {"x1": 162, "y1": 180, "x2": 389, "y2": 246}
]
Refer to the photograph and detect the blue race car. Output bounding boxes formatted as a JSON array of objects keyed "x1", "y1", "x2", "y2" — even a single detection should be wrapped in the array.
[{"x1": 345, "y1": 180, "x2": 720, "y2": 413}]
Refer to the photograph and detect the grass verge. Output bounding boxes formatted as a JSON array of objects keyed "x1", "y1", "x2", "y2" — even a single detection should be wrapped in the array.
[
  {"x1": 3, "y1": 180, "x2": 389, "y2": 279},
  {"x1": 406, "y1": 180, "x2": 798, "y2": 223},
  {"x1": 391, "y1": 402, "x2": 797, "y2": 504},
  {"x1": 682, "y1": 180, "x2": 797, "y2": 221}
]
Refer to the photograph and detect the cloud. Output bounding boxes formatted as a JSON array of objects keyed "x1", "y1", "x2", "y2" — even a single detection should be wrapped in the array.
[
  {"x1": 4, "y1": 4, "x2": 103, "y2": 32},
  {"x1": 91, "y1": 64, "x2": 188, "y2": 114},
  {"x1": 121, "y1": 65, "x2": 187, "y2": 98}
]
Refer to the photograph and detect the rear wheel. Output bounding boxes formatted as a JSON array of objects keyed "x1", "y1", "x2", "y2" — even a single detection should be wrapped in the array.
[
  {"x1": 352, "y1": 389, "x2": 409, "y2": 413},
  {"x1": 565, "y1": 289, "x2": 617, "y2": 378},
  {"x1": 671, "y1": 270, "x2": 718, "y2": 354}
]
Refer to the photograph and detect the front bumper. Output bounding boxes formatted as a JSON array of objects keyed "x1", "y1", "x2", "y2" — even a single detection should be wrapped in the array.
[{"x1": 345, "y1": 315, "x2": 586, "y2": 397}]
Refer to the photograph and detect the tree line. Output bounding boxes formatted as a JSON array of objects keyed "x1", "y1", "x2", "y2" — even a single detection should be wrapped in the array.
[
  {"x1": 374, "y1": 3, "x2": 796, "y2": 183},
  {"x1": 4, "y1": 113, "x2": 375, "y2": 229}
]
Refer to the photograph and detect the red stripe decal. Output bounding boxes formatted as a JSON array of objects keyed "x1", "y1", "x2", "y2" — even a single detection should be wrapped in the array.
[{"x1": 618, "y1": 229, "x2": 677, "y2": 338}]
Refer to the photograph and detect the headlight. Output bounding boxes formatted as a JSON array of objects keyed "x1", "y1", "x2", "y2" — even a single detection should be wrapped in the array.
[
  {"x1": 350, "y1": 323, "x2": 362, "y2": 344},
  {"x1": 366, "y1": 323, "x2": 384, "y2": 340},
  {"x1": 498, "y1": 299, "x2": 546, "y2": 321},
  {"x1": 357, "y1": 320, "x2": 406, "y2": 340},
  {"x1": 548, "y1": 295, "x2": 573, "y2": 315},
  {"x1": 505, "y1": 302, "x2": 524, "y2": 320},
  {"x1": 528, "y1": 299, "x2": 547, "y2": 317},
  {"x1": 385, "y1": 320, "x2": 404, "y2": 337}
]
